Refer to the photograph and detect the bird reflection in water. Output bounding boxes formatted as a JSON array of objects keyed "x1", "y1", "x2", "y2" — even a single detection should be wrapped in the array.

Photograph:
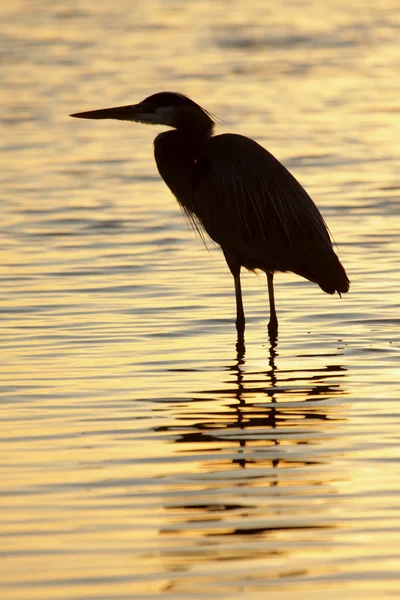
[
  {"x1": 231, "y1": 339, "x2": 279, "y2": 471},
  {"x1": 156, "y1": 341, "x2": 347, "y2": 591},
  {"x1": 159, "y1": 341, "x2": 346, "y2": 497},
  {"x1": 212, "y1": 339, "x2": 345, "y2": 471}
]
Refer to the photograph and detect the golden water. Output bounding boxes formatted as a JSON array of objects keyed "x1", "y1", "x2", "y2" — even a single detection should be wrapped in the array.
[{"x1": 1, "y1": 1, "x2": 400, "y2": 598}]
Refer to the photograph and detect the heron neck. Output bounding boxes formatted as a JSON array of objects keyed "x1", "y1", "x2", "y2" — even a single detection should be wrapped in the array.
[
  {"x1": 175, "y1": 109, "x2": 214, "y2": 141},
  {"x1": 154, "y1": 130, "x2": 206, "y2": 204},
  {"x1": 155, "y1": 129, "x2": 209, "y2": 158}
]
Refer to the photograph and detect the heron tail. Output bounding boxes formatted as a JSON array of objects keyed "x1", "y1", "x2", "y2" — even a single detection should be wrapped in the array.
[
  {"x1": 294, "y1": 246, "x2": 350, "y2": 296},
  {"x1": 316, "y1": 253, "x2": 350, "y2": 295}
]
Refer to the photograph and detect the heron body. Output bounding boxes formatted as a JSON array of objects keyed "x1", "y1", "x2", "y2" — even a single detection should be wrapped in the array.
[{"x1": 71, "y1": 92, "x2": 350, "y2": 342}]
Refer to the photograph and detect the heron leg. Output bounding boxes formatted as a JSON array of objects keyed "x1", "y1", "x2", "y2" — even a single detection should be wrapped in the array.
[
  {"x1": 233, "y1": 271, "x2": 245, "y2": 340},
  {"x1": 223, "y1": 252, "x2": 245, "y2": 342},
  {"x1": 267, "y1": 272, "x2": 278, "y2": 339}
]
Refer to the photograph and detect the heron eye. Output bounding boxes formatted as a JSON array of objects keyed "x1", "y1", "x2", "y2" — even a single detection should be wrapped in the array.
[{"x1": 155, "y1": 105, "x2": 175, "y2": 116}]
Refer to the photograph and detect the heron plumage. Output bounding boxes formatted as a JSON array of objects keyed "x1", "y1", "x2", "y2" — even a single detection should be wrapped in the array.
[{"x1": 155, "y1": 131, "x2": 349, "y2": 296}]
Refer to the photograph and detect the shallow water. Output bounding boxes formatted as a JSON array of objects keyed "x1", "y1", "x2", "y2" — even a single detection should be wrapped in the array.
[{"x1": 1, "y1": 1, "x2": 400, "y2": 598}]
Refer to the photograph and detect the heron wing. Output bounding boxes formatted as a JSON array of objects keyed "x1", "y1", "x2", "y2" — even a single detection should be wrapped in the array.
[
  {"x1": 192, "y1": 133, "x2": 349, "y2": 293},
  {"x1": 192, "y1": 133, "x2": 348, "y2": 288}
]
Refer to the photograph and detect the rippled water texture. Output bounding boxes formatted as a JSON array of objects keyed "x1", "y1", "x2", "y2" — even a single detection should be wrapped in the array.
[{"x1": 1, "y1": 1, "x2": 400, "y2": 598}]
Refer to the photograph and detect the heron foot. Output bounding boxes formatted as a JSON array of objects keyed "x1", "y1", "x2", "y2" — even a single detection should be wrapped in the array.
[
  {"x1": 235, "y1": 317, "x2": 245, "y2": 344},
  {"x1": 236, "y1": 338, "x2": 246, "y2": 358},
  {"x1": 268, "y1": 318, "x2": 278, "y2": 342}
]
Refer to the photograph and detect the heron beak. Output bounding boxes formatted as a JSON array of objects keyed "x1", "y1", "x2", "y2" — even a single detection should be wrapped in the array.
[{"x1": 70, "y1": 103, "x2": 152, "y2": 122}]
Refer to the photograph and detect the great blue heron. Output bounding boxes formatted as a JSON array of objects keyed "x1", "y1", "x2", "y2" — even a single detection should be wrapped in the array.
[{"x1": 71, "y1": 92, "x2": 349, "y2": 342}]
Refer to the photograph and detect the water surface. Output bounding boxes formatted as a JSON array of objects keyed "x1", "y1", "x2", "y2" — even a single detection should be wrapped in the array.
[{"x1": 1, "y1": 1, "x2": 400, "y2": 598}]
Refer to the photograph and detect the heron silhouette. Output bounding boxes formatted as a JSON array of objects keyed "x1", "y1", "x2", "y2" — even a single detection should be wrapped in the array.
[{"x1": 71, "y1": 92, "x2": 349, "y2": 342}]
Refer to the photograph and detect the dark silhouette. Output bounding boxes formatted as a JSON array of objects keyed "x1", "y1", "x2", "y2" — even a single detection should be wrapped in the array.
[{"x1": 71, "y1": 92, "x2": 350, "y2": 342}]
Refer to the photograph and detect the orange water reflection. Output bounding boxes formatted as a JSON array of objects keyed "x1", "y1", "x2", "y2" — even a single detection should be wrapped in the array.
[{"x1": 1, "y1": 0, "x2": 400, "y2": 598}]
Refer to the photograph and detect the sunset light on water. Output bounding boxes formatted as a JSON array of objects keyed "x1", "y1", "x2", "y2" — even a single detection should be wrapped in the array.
[{"x1": 1, "y1": 1, "x2": 399, "y2": 598}]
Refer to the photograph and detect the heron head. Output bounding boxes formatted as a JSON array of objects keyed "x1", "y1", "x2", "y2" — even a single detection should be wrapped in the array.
[{"x1": 70, "y1": 92, "x2": 215, "y2": 136}]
